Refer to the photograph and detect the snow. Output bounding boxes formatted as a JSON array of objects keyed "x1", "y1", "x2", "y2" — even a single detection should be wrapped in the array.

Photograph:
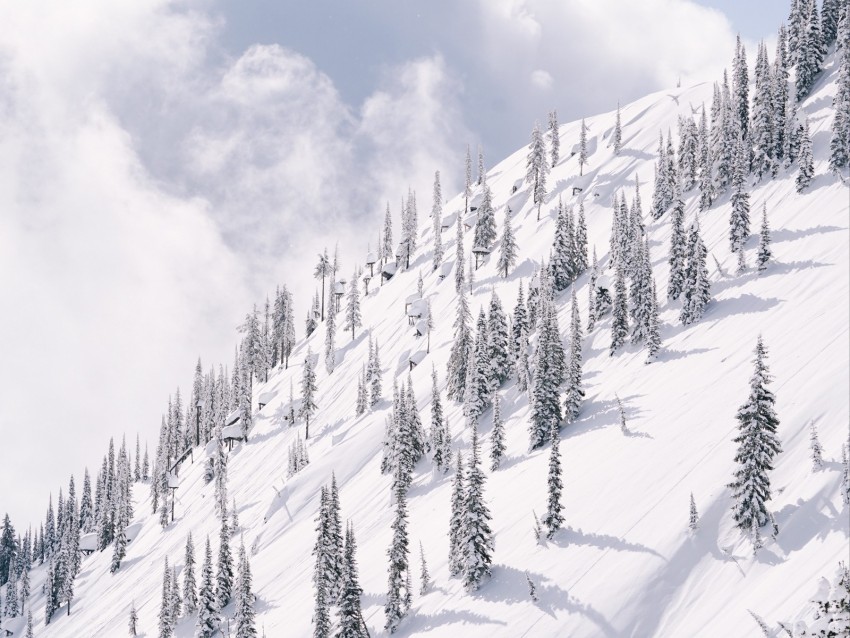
[
  {"x1": 78, "y1": 533, "x2": 98, "y2": 552},
  {"x1": 366, "y1": 252, "x2": 378, "y2": 265},
  {"x1": 224, "y1": 409, "x2": 240, "y2": 426},
  {"x1": 19, "y1": 48, "x2": 849, "y2": 638},
  {"x1": 221, "y1": 424, "x2": 243, "y2": 440},
  {"x1": 407, "y1": 299, "x2": 427, "y2": 318},
  {"x1": 258, "y1": 391, "x2": 277, "y2": 407},
  {"x1": 408, "y1": 350, "x2": 427, "y2": 367}
]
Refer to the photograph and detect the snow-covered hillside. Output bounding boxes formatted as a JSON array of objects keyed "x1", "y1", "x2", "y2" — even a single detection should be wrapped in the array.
[{"x1": 6, "y1": 35, "x2": 850, "y2": 638}]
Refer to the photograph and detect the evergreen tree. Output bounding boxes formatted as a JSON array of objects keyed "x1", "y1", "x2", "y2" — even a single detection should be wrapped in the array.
[
  {"x1": 447, "y1": 285, "x2": 472, "y2": 401},
  {"x1": 44, "y1": 559, "x2": 56, "y2": 624},
  {"x1": 313, "y1": 567, "x2": 331, "y2": 638},
  {"x1": 751, "y1": 41, "x2": 776, "y2": 179},
  {"x1": 679, "y1": 116, "x2": 699, "y2": 191},
  {"x1": 526, "y1": 122, "x2": 549, "y2": 219},
  {"x1": 810, "y1": 421, "x2": 824, "y2": 471},
  {"x1": 497, "y1": 206, "x2": 518, "y2": 278},
  {"x1": 796, "y1": 117, "x2": 815, "y2": 192},
  {"x1": 418, "y1": 541, "x2": 430, "y2": 596},
  {"x1": 159, "y1": 557, "x2": 173, "y2": 638},
  {"x1": 548, "y1": 110, "x2": 560, "y2": 167},
  {"x1": 613, "y1": 103, "x2": 623, "y2": 155},
  {"x1": 680, "y1": 216, "x2": 711, "y2": 325},
  {"x1": 830, "y1": 13, "x2": 850, "y2": 172},
  {"x1": 697, "y1": 106, "x2": 715, "y2": 211},
  {"x1": 796, "y1": 0, "x2": 825, "y2": 101},
  {"x1": 129, "y1": 601, "x2": 138, "y2": 636},
  {"x1": 529, "y1": 304, "x2": 564, "y2": 449},
  {"x1": 325, "y1": 274, "x2": 337, "y2": 373},
  {"x1": 511, "y1": 282, "x2": 529, "y2": 361},
  {"x1": 617, "y1": 394, "x2": 629, "y2": 434},
  {"x1": 477, "y1": 145, "x2": 486, "y2": 185},
  {"x1": 314, "y1": 249, "x2": 332, "y2": 322},
  {"x1": 336, "y1": 523, "x2": 368, "y2": 638},
  {"x1": 757, "y1": 204, "x2": 772, "y2": 272},
  {"x1": 170, "y1": 566, "x2": 181, "y2": 622},
  {"x1": 465, "y1": 144, "x2": 473, "y2": 203},
  {"x1": 370, "y1": 338, "x2": 383, "y2": 407},
  {"x1": 382, "y1": 204, "x2": 394, "y2": 268},
  {"x1": 19, "y1": 563, "x2": 29, "y2": 610},
  {"x1": 234, "y1": 541, "x2": 257, "y2": 638},
  {"x1": 300, "y1": 347, "x2": 318, "y2": 438},
  {"x1": 473, "y1": 185, "x2": 497, "y2": 251},
  {"x1": 651, "y1": 131, "x2": 668, "y2": 219},
  {"x1": 610, "y1": 259, "x2": 629, "y2": 355},
  {"x1": 689, "y1": 493, "x2": 699, "y2": 532},
  {"x1": 448, "y1": 452, "x2": 465, "y2": 577},
  {"x1": 773, "y1": 26, "x2": 790, "y2": 166},
  {"x1": 543, "y1": 424, "x2": 564, "y2": 539},
  {"x1": 564, "y1": 286, "x2": 585, "y2": 423},
  {"x1": 196, "y1": 537, "x2": 217, "y2": 638},
  {"x1": 432, "y1": 171, "x2": 444, "y2": 270},
  {"x1": 487, "y1": 292, "x2": 512, "y2": 387},
  {"x1": 551, "y1": 198, "x2": 575, "y2": 291},
  {"x1": 384, "y1": 470, "x2": 410, "y2": 634},
  {"x1": 216, "y1": 515, "x2": 233, "y2": 609},
  {"x1": 729, "y1": 336, "x2": 782, "y2": 535},
  {"x1": 575, "y1": 202, "x2": 589, "y2": 273},
  {"x1": 5, "y1": 566, "x2": 17, "y2": 617},
  {"x1": 732, "y1": 35, "x2": 750, "y2": 139},
  {"x1": 490, "y1": 394, "x2": 506, "y2": 471},
  {"x1": 183, "y1": 532, "x2": 197, "y2": 615},
  {"x1": 842, "y1": 443, "x2": 850, "y2": 506},
  {"x1": 578, "y1": 118, "x2": 588, "y2": 176},
  {"x1": 344, "y1": 267, "x2": 362, "y2": 341},
  {"x1": 455, "y1": 212, "x2": 465, "y2": 293},
  {"x1": 729, "y1": 133, "x2": 751, "y2": 259},
  {"x1": 645, "y1": 279, "x2": 662, "y2": 364},
  {"x1": 668, "y1": 183, "x2": 687, "y2": 300},
  {"x1": 462, "y1": 424, "x2": 494, "y2": 591}
]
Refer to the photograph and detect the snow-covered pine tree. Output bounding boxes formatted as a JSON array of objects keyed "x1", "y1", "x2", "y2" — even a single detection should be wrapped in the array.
[
  {"x1": 344, "y1": 267, "x2": 362, "y2": 341},
  {"x1": 564, "y1": 286, "x2": 585, "y2": 424},
  {"x1": 751, "y1": 41, "x2": 776, "y2": 180},
  {"x1": 170, "y1": 566, "x2": 181, "y2": 622},
  {"x1": 772, "y1": 26, "x2": 790, "y2": 167},
  {"x1": 542, "y1": 424, "x2": 564, "y2": 539},
  {"x1": 678, "y1": 115, "x2": 699, "y2": 191},
  {"x1": 613, "y1": 103, "x2": 623, "y2": 155},
  {"x1": 830, "y1": 13, "x2": 850, "y2": 172},
  {"x1": 516, "y1": 325, "x2": 531, "y2": 394},
  {"x1": 667, "y1": 182, "x2": 687, "y2": 300},
  {"x1": 526, "y1": 122, "x2": 549, "y2": 220},
  {"x1": 473, "y1": 184, "x2": 497, "y2": 251},
  {"x1": 216, "y1": 514, "x2": 233, "y2": 609},
  {"x1": 455, "y1": 212, "x2": 465, "y2": 293},
  {"x1": 587, "y1": 248, "x2": 599, "y2": 331},
  {"x1": 796, "y1": 0, "x2": 825, "y2": 101},
  {"x1": 680, "y1": 216, "x2": 711, "y2": 325},
  {"x1": 732, "y1": 35, "x2": 750, "y2": 139},
  {"x1": 182, "y1": 532, "x2": 197, "y2": 615},
  {"x1": 448, "y1": 451, "x2": 465, "y2": 577},
  {"x1": 464, "y1": 315, "x2": 490, "y2": 426},
  {"x1": 306, "y1": 293, "x2": 319, "y2": 337},
  {"x1": 313, "y1": 561, "x2": 331, "y2": 638},
  {"x1": 529, "y1": 304, "x2": 563, "y2": 449},
  {"x1": 314, "y1": 248, "x2": 332, "y2": 322},
  {"x1": 578, "y1": 118, "x2": 588, "y2": 176},
  {"x1": 44, "y1": 559, "x2": 56, "y2": 624},
  {"x1": 616, "y1": 394, "x2": 628, "y2": 435},
  {"x1": 234, "y1": 541, "x2": 256, "y2": 638},
  {"x1": 487, "y1": 292, "x2": 511, "y2": 388},
  {"x1": 477, "y1": 145, "x2": 486, "y2": 186},
  {"x1": 548, "y1": 109, "x2": 560, "y2": 167},
  {"x1": 551, "y1": 198, "x2": 575, "y2": 291},
  {"x1": 382, "y1": 204, "x2": 394, "y2": 269},
  {"x1": 432, "y1": 171, "x2": 444, "y2": 271},
  {"x1": 465, "y1": 144, "x2": 473, "y2": 203},
  {"x1": 511, "y1": 282, "x2": 529, "y2": 361},
  {"x1": 128, "y1": 601, "x2": 137, "y2": 636},
  {"x1": 645, "y1": 279, "x2": 662, "y2": 364},
  {"x1": 490, "y1": 393, "x2": 506, "y2": 471},
  {"x1": 325, "y1": 274, "x2": 337, "y2": 373},
  {"x1": 312, "y1": 487, "x2": 334, "y2": 637},
  {"x1": 757, "y1": 203, "x2": 772, "y2": 272},
  {"x1": 842, "y1": 442, "x2": 850, "y2": 506},
  {"x1": 663, "y1": 130, "x2": 678, "y2": 211},
  {"x1": 5, "y1": 566, "x2": 17, "y2": 617},
  {"x1": 810, "y1": 420, "x2": 824, "y2": 471},
  {"x1": 610, "y1": 259, "x2": 629, "y2": 355},
  {"x1": 385, "y1": 468, "x2": 411, "y2": 634},
  {"x1": 158, "y1": 557, "x2": 172, "y2": 638},
  {"x1": 370, "y1": 338, "x2": 383, "y2": 407},
  {"x1": 300, "y1": 347, "x2": 318, "y2": 438},
  {"x1": 651, "y1": 131, "x2": 667, "y2": 219},
  {"x1": 462, "y1": 424, "x2": 494, "y2": 591},
  {"x1": 337, "y1": 523, "x2": 368, "y2": 638},
  {"x1": 796, "y1": 117, "x2": 814, "y2": 192},
  {"x1": 575, "y1": 201, "x2": 589, "y2": 273},
  {"x1": 497, "y1": 205, "x2": 518, "y2": 278},
  {"x1": 729, "y1": 336, "x2": 782, "y2": 535},
  {"x1": 689, "y1": 493, "x2": 699, "y2": 532},
  {"x1": 447, "y1": 284, "x2": 472, "y2": 402},
  {"x1": 697, "y1": 106, "x2": 715, "y2": 210}
]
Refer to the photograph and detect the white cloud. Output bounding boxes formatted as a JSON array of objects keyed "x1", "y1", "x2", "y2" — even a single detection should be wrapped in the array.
[{"x1": 530, "y1": 69, "x2": 554, "y2": 89}]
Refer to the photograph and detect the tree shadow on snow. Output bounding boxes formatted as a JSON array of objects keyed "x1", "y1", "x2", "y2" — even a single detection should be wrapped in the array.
[
  {"x1": 711, "y1": 261, "x2": 830, "y2": 295},
  {"x1": 656, "y1": 347, "x2": 716, "y2": 363},
  {"x1": 564, "y1": 393, "x2": 647, "y2": 440},
  {"x1": 771, "y1": 225, "x2": 845, "y2": 244},
  {"x1": 548, "y1": 526, "x2": 663, "y2": 558},
  {"x1": 408, "y1": 608, "x2": 509, "y2": 633},
  {"x1": 478, "y1": 565, "x2": 618, "y2": 636}
]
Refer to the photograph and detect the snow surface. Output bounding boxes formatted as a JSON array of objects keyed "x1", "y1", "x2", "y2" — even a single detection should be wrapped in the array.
[{"x1": 9, "y1": 48, "x2": 849, "y2": 638}]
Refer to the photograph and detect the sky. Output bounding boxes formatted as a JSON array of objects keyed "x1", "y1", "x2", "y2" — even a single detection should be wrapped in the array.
[{"x1": 0, "y1": 0, "x2": 789, "y2": 529}]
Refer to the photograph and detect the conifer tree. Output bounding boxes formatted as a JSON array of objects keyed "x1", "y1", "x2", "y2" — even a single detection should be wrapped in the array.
[
  {"x1": 313, "y1": 568, "x2": 331, "y2": 638},
  {"x1": 497, "y1": 206, "x2": 518, "y2": 278},
  {"x1": 418, "y1": 541, "x2": 430, "y2": 596},
  {"x1": 645, "y1": 279, "x2": 662, "y2": 364},
  {"x1": 680, "y1": 216, "x2": 711, "y2": 325},
  {"x1": 511, "y1": 282, "x2": 529, "y2": 361},
  {"x1": 159, "y1": 557, "x2": 173, "y2": 638},
  {"x1": 234, "y1": 541, "x2": 257, "y2": 638},
  {"x1": 697, "y1": 106, "x2": 714, "y2": 210},
  {"x1": 385, "y1": 469, "x2": 410, "y2": 634},
  {"x1": 773, "y1": 26, "x2": 790, "y2": 166},
  {"x1": 613, "y1": 103, "x2": 623, "y2": 155},
  {"x1": 462, "y1": 424, "x2": 494, "y2": 591},
  {"x1": 344, "y1": 267, "x2": 362, "y2": 341},
  {"x1": 183, "y1": 532, "x2": 198, "y2": 615},
  {"x1": 325, "y1": 275, "x2": 337, "y2": 373},
  {"x1": 757, "y1": 204, "x2": 772, "y2": 272},
  {"x1": 617, "y1": 394, "x2": 629, "y2": 434},
  {"x1": 578, "y1": 118, "x2": 588, "y2": 176},
  {"x1": 526, "y1": 122, "x2": 549, "y2": 219},
  {"x1": 810, "y1": 421, "x2": 824, "y2": 471},
  {"x1": 337, "y1": 523, "x2": 368, "y2": 638},
  {"x1": 610, "y1": 260, "x2": 629, "y2": 355},
  {"x1": 729, "y1": 336, "x2": 782, "y2": 535},
  {"x1": 487, "y1": 292, "x2": 512, "y2": 387},
  {"x1": 667, "y1": 183, "x2": 687, "y2": 300},
  {"x1": 473, "y1": 185, "x2": 497, "y2": 251},
  {"x1": 455, "y1": 212, "x2": 465, "y2": 293},
  {"x1": 44, "y1": 559, "x2": 56, "y2": 625},
  {"x1": 575, "y1": 201, "x2": 589, "y2": 273},
  {"x1": 465, "y1": 144, "x2": 473, "y2": 203},
  {"x1": 530, "y1": 304, "x2": 564, "y2": 449},
  {"x1": 382, "y1": 204, "x2": 394, "y2": 268},
  {"x1": 751, "y1": 41, "x2": 776, "y2": 179},
  {"x1": 651, "y1": 132, "x2": 668, "y2": 219},
  {"x1": 689, "y1": 493, "x2": 699, "y2": 532},
  {"x1": 477, "y1": 145, "x2": 486, "y2": 186},
  {"x1": 796, "y1": 0, "x2": 825, "y2": 101},
  {"x1": 564, "y1": 286, "x2": 585, "y2": 423},
  {"x1": 490, "y1": 394, "x2": 506, "y2": 471},
  {"x1": 447, "y1": 285, "x2": 472, "y2": 401},
  {"x1": 26, "y1": 609, "x2": 34, "y2": 638},
  {"x1": 842, "y1": 443, "x2": 850, "y2": 506},
  {"x1": 543, "y1": 424, "x2": 564, "y2": 539},
  {"x1": 548, "y1": 110, "x2": 560, "y2": 167},
  {"x1": 300, "y1": 347, "x2": 318, "y2": 438},
  {"x1": 170, "y1": 566, "x2": 181, "y2": 622},
  {"x1": 432, "y1": 171, "x2": 444, "y2": 270},
  {"x1": 679, "y1": 116, "x2": 699, "y2": 191},
  {"x1": 732, "y1": 35, "x2": 750, "y2": 139},
  {"x1": 216, "y1": 515, "x2": 233, "y2": 609},
  {"x1": 315, "y1": 248, "x2": 332, "y2": 322},
  {"x1": 830, "y1": 13, "x2": 850, "y2": 172},
  {"x1": 370, "y1": 338, "x2": 383, "y2": 407},
  {"x1": 796, "y1": 118, "x2": 814, "y2": 192},
  {"x1": 448, "y1": 452, "x2": 465, "y2": 577},
  {"x1": 551, "y1": 198, "x2": 575, "y2": 291},
  {"x1": 19, "y1": 563, "x2": 29, "y2": 611}
]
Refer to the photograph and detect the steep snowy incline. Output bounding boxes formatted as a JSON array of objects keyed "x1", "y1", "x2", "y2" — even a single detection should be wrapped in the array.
[{"x1": 20, "y1": 49, "x2": 850, "y2": 638}]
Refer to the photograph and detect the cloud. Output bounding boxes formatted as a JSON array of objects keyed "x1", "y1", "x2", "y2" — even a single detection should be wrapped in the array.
[{"x1": 530, "y1": 69, "x2": 554, "y2": 89}]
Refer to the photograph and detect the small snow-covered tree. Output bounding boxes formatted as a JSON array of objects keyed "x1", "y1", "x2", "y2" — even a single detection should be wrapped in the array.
[
  {"x1": 578, "y1": 118, "x2": 588, "y2": 176},
  {"x1": 455, "y1": 213, "x2": 465, "y2": 293},
  {"x1": 613, "y1": 103, "x2": 623, "y2": 155},
  {"x1": 667, "y1": 183, "x2": 687, "y2": 300},
  {"x1": 300, "y1": 347, "x2": 318, "y2": 438},
  {"x1": 234, "y1": 541, "x2": 256, "y2": 638},
  {"x1": 645, "y1": 279, "x2": 661, "y2": 363},
  {"x1": 216, "y1": 515, "x2": 233, "y2": 609},
  {"x1": 548, "y1": 110, "x2": 560, "y2": 167},
  {"x1": 810, "y1": 421, "x2": 824, "y2": 471},
  {"x1": 490, "y1": 394, "x2": 506, "y2": 471},
  {"x1": 487, "y1": 292, "x2": 511, "y2": 388},
  {"x1": 465, "y1": 144, "x2": 473, "y2": 202},
  {"x1": 680, "y1": 216, "x2": 711, "y2": 325},
  {"x1": 757, "y1": 204, "x2": 772, "y2": 273},
  {"x1": 564, "y1": 286, "x2": 585, "y2": 423},
  {"x1": 325, "y1": 275, "x2": 337, "y2": 373},
  {"x1": 432, "y1": 171, "x2": 444, "y2": 270},
  {"x1": 616, "y1": 394, "x2": 628, "y2": 435},
  {"x1": 610, "y1": 260, "x2": 629, "y2": 355},
  {"x1": 497, "y1": 206, "x2": 518, "y2": 278},
  {"x1": 542, "y1": 424, "x2": 564, "y2": 539},
  {"x1": 526, "y1": 122, "x2": 549, "y2": 220},
  {"x1": 689, "y1": 493, "x2": 699, "y2": 532},
  {"x1": 448, "y1": 452, "x2": 465, "y2": 577},
  {"x1": 158, "y1": 558, "x2": 172, "y2": 638},
  {"x1": 170, "y1": 566, "x2": 182, "y2": 622},
  {"x1": 473, "y1": 185, "x2": 497, "y2": 251},
  {"x1": 447, "y1": 285, "x2": 472, "y2": 402},
  {"x1": 344, "y1": 267, "x2": 362, "y2": 341},
  {"x1": 418, "y1": 542, "x2": 430, "y2": 596},
  {"x1": 796, "y1": 118, "x2": 814, "y2": 192},
  {"x1": 384, "y1": 470, "x2": 411, "y2": 634},
  {"x1": 729, "y1": 336, "x2": 782, "y2": 536},
  {"x1": 462, "y1": 424, "x2": 494, "y2": 591},
  {"x1": 314, "y1": 248, "x2": 332, "y2": 322}
]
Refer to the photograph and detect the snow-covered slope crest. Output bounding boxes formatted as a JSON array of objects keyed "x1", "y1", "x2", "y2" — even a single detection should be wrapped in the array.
[{"x1": 15, "y1": 47, "x2": 850, "y2": 638}]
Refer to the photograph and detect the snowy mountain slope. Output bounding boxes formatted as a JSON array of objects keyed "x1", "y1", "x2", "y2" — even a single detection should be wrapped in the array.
[{"x1": 13, "y1": 46, "x2": 850, "y2": 638}]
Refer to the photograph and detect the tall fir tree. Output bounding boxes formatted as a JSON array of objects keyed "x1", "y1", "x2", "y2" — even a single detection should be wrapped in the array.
[
  {"x1": 829, "y1": 12, "x2": 850, "y2": 172},
  {"x1": 336, "y1": 523, "x2": 368, "y2": 638},
  {"x1": 325, "y1": 274, "x2": 337, "y2": 373},
  {"x1": 490, "y1": 393, "x2": 506, "y2": 471},
  {"x1": 610, "y1": 259, "x2": 629, "y2": 355},
  {"x1": 578, "y1": 118, "x2": 588, "y2": 176},
  {"x1": 462, "y1": 424, "x2": 494, "y2": 591},
  {"x1": 300, "y1": 347, "x2": 318, "y2": 438},
  {"x1": 680, "y1": 216, "x2": 711, "y2": 325},
  {"x1": 447, "y1": 284, "x2": 472, "y2": 402},
  {"x1": 548, "y1": 109, "x2": 560, "y2": 167},
  {"x1": 613, "y1": 103, "x2": 623, "y2": 155},
  {"x1": 796, "y1": 0, "x2": 825, "y2": 101},
  {"x1": 542, "y1": 424, "x2": 564, "y2": 539},
  {"x1": 344, "y1": 266, "x2": 362, "y2": 341},
  {"x1": 473, "y1": 185, "x2": 497, "y2": 251},
  {"x1": 183, "y1": 532, "x2": 198, "y2": 615},
  {"x1": 448, "y1": 451, "x2": 465, "y2": 577},
  {"x1": 757, "y1": 203, "x2": 773, "y2": 272},
  {"x1": 551, "y1": 198, "x2": 575, "y2": 291},
  {"x1": 487, "y1": 292, "x2": 512, "y2": 388},
  {"x1": 216, "y1": 514, "x2": 233, "y2": 609},
  {"x1": 564, "y1": 286, "x2": 585, "y2": 424},
  {"x1": 667, "y1": 182, "x2": 687, "y2": 300},
  {"x1": 432, "y1": 171, "x2": 444, "y2": 270},
  {"x1": 729, "y1": 336, "x2": 782, "y2": 535},
  {"x1": 455, "y1": 212, "x2": 465, "y2": 293},
  {"x1": 384, "y1": 468, "x2": 411, "y2": 634},
  {"x1": 497, "y1": 205, "x2": 518, "y2": 278},
  {"x1": 234, "y1": 541, "x2": 257, "y2": 638},
  {"x1": 810, "y1": 421, "x2": 824, "y2": 471},
  {"x1": 730, "y1": 134, "x2": 751, "y2": 256},
  {"x1": 526, "y1": 122, "x2": 549, "y2": 219},
  {"x1": 796, "y1": 117, "x2": 815, "y2": 192},
  {"x1": 158, "y1": 557, "x2": 173, "y2": 638}
]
